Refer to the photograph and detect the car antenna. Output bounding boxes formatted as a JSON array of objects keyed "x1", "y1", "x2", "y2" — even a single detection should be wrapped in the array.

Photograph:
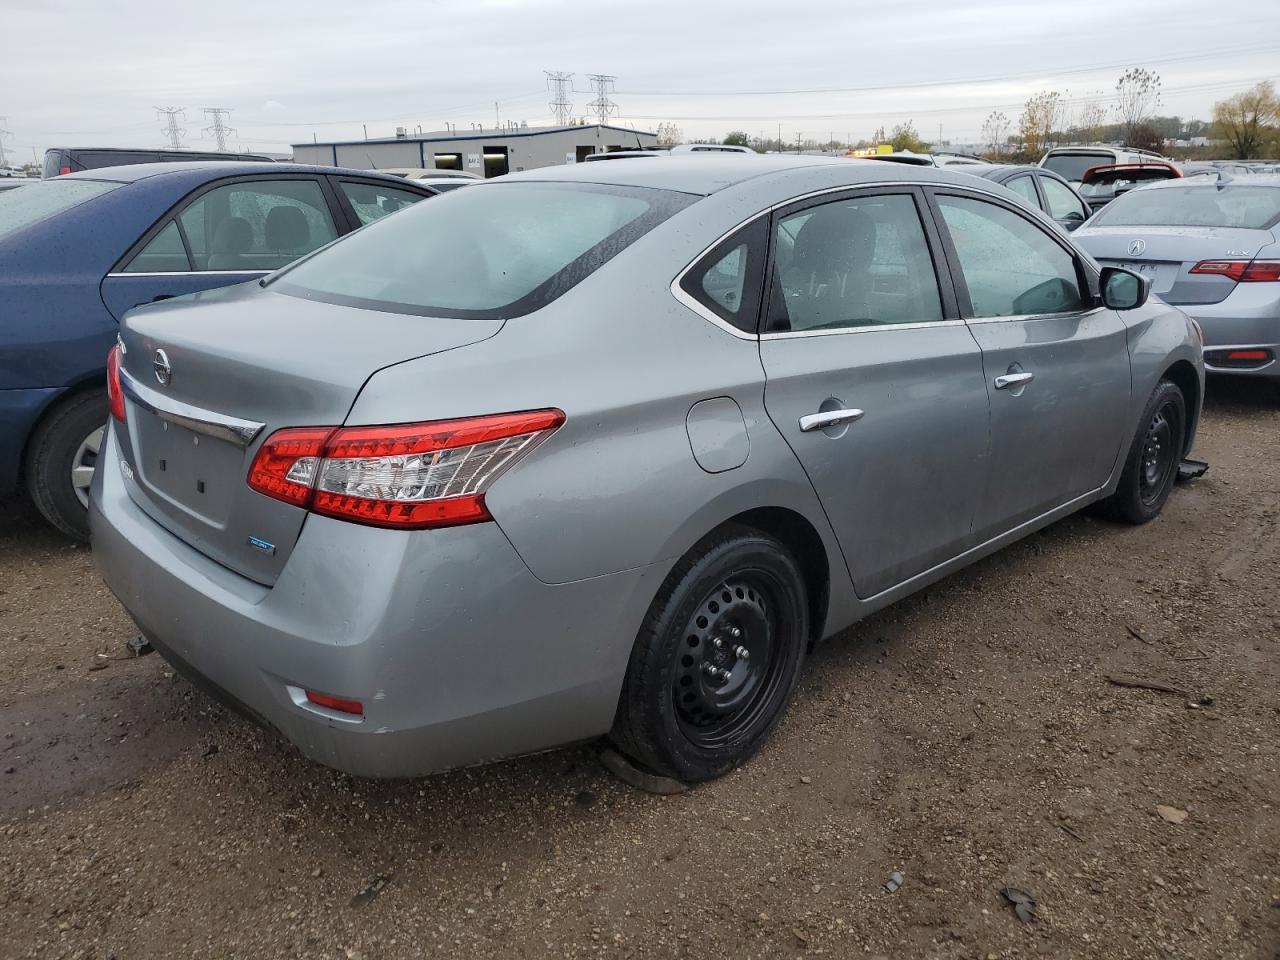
[
  {"x1": 366, "y1": 153, "x2": 378, "y2": 170},
  {"x1": 1215, "y1": 169, "x2": 1233, "y2": 190}
]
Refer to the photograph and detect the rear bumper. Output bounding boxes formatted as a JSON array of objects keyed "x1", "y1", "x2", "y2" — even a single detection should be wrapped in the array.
[
  {"x1": 1180, "y1": 286, "x2": 1280, "y2": 379},
  {"x1": 89, "y1": 424, "x2": 665, "y2": 778}
]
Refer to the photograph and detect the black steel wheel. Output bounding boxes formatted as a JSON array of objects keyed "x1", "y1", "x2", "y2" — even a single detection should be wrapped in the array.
[
  {"x1": 1100, "y1": 379, "x2": 1187, "y2": 525},
  {"x1": 611, "y1": 526, "x2": 809, "y2": 783}
]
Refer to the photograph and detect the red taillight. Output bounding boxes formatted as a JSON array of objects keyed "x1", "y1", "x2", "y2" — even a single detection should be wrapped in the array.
[
  {"x1": 106, "y1": 345, "x2": 126, "y2": 422},
  {"x1": 246, "y1": 409, "x2": 565, "y2": 529},
  {"x1": 1190, "y1": 259, "x2": 1280, "y2": 282},
  {"x1": 58, "y1": 166, "x2": 71, "y2": 176},
  {"x1": 304, "y1": 690, "x2": 364, "y2": 716}
]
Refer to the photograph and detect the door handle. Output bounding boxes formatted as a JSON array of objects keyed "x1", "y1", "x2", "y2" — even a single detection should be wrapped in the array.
[
  {"x1": 994, "y1": 371, "x2": 1035, "y2": 390},
  {"x1": 799, "y1": 408, "x2": 864, "y2": 432}
]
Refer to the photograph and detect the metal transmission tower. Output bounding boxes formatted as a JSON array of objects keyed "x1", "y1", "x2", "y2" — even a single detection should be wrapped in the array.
[
  {"x1": 585, "y1": 74, "x2": 618, "y2": 124},
  {"x1": 544, "y1": 70, "x2": 574, "y2": 126},
  {"x1": 202, "y1": 107, "x2": 235, "y2": 151},
  {"x1": 0, "y1": 118, "x2": 11, "y2": 168},
  {"x1": 155, "y1": 106, "x2": 187, "y2": 150}
]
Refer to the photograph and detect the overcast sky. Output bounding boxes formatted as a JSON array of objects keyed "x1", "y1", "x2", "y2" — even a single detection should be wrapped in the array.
[{"x1": 2, "y1": 0, "x2": 1277, "y2": 159}]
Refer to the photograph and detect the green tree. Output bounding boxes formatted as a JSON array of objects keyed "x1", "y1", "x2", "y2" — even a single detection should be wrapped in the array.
[
  {"x1": 722, "y1": 131, "x2": 751, "y2": 147},
  {"x1": 890, "y1": 120, "x2": 930, "y2": 153},
  {"x1": 1213, "y1": 82, "x2": 1280, "y2": 159}
]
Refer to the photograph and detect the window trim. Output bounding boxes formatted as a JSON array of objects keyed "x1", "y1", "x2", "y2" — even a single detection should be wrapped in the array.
[
  {"x1": 923, "y1": 185, "x2": 1101, "y2": 322},
  {"x1": 670, "y1": 212, "x2": 769, "y2": 341},
  {"x1": 111, "y1": 173, "x2": 340, "y2": 275},
  {"x1": 761, "y1": 184, "x2": 961, "y2": 339},
  {"x1": 674, "y1": 215, "x2": 769, "y2": 337}
]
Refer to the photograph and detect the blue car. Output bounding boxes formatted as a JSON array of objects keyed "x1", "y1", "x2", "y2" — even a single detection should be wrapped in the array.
[{"x1": 0, "y1": 162, "x2": 437, "y2": 538}]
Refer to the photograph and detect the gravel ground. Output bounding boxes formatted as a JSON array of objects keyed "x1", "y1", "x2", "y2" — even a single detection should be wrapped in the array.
[{"x1": 1, "y1": 380, "x2": 1278, "y2": 960}]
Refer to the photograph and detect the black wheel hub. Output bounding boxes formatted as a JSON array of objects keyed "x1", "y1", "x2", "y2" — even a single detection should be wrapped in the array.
[
  {"x1": 1139, "y1": 403, "x2": 1177, "y2": 504},
  {"x1": 673, "y1": 577, "x2": 777, "y2": 746}
]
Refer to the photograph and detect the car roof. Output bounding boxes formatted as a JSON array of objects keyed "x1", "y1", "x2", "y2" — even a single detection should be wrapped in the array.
[
  {"x1": 59, "y1": 161, "x2": 415, "y2": 185},
  {"x1": 958, "y1": 163, "x2": 1038, "y2": 179},
  {"x1": 503, "y1": 154, "x2": 962, "y2": 195}
]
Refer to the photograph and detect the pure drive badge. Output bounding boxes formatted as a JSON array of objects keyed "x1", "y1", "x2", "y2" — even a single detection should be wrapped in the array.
[{"x1": 247, "y1": 536, "x2": 276, "y2": 555}]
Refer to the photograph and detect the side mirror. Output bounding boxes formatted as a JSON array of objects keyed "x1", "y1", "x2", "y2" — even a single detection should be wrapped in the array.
[{"x1": 1100, "y1": 266, "x2": 1151, "y2": 310}]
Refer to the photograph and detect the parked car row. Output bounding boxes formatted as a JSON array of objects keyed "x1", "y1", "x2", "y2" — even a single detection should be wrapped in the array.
[
  {"x1": 0, "y1": 162, "x2": 439, "y2": 538},
  {"x1": 78, "y1": 154, "x2": 1206, "y2": 784}
]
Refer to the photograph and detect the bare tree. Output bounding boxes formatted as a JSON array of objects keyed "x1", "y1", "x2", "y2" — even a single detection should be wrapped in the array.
[
  {"x1": 1075, "y1": 95, "x2": 1109, "y2": 144},
  {"x1": 1019, "y1": 91, "x2": 1063, "y2": 158},
  {"x1": 1213, "y1": 81, "x2": 1280, "y2": 159},
  {"x1": 981, "y1": 111, "x2": 1009, "y2": 155},
  {"x1": 1116, "y1": 68, "x2": 1162, "y2": 141},
  {"x1": 655, "y1": 122, "x2": 682, "y2": 147}
]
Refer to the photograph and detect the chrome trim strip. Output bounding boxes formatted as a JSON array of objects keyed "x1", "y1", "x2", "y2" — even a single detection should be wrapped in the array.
[
  {"x1": 119, "y1": 368, "x2": 265, "y2": 447},
  {"x1": 964, "y1": 306, "x2": 1108, "y2": 326},
  {"x1": 761, "y1": 318, "x2": 963, "y2": 340},
  {"x1": 105, "y1": 270, "x2": 272, "y2": 278},
  {"x1": 668, "y1": 211, "x2": 768, "y2": 341}
]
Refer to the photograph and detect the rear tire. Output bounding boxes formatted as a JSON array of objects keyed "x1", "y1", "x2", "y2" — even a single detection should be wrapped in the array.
[
  {"x1": 24, "y1": 390, "x2": 109, "y2": 542},
  {"x1": 610, "y1": 526, "x2": 808, "y2": 782},
  {"x1": 1099, "y1": 379, "x2": 1186, "y2": 525}
]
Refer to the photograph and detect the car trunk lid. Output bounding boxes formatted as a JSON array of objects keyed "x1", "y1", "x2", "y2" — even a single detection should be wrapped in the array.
[
  {"x1": 115, "y1": 283, "x2": 503, "y2": 584},
  {"x1": 1078, "y1": 225, "x2": 1273, "y2": 305}
]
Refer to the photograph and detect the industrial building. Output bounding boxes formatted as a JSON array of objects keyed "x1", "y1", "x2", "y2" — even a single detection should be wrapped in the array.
[{"x1": 292, "y1": 123, "x2": 659, "y2": 177}]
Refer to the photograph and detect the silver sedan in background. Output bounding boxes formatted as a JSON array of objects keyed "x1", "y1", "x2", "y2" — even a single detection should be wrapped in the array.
[
  {"x1": 91, "y1": 157, "x2": 1203, "y2": 784},
  {"x1": 1074, "y1": 175, "x2": 1280, "y2": 388}
]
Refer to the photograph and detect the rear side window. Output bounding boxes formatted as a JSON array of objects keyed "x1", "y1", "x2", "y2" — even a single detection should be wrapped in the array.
[
  {"x1": 338, "y1": 181, "x2": 429, "y2": 225},
  {"x1": 1042, "y1": 177, "x2": 1088, "y2": 223},
  {"x1": 1005, "y1": 175, "x2": 1040, "y2": 209},
  {"x1": 271, "y1": 182, "x2": 695, "y2": 319},
  {"x1": 123, "y1": 220, "x2": 190, "y2": 272},
  {"x1": 679, "y1": 218, "x2": 767, "y2": 333},
  {"x1": 937, "y1": 195, "x2": 1084, "y2": 317},
  {"x1": 0, "y1": 180, "x2": 120, "y2": 241},
  {"x1": 768, "y1": 193, "x2": 942, "y2": 332},
  {"x1": 1090, "y1": 185, "x2": 1280, "y2": 230},
  {"x1": 177, "y1": 179, "x2": 338, "y2": 271}
]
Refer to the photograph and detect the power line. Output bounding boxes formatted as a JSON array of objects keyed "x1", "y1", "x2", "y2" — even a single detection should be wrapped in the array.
[
  {"x1": 586, "y1": 74, "x2": 619, "y2": 124},
  {"x1": 201, "y1": 107, "x2": 235, "y2": 151},
  {"x1": 154, "y1": 106, "x2": 187, "y2": 150},
  {"x1": 614, "y1": 41, "x2": 1280, "y2": 98},
  {"x1": 545, "y1": 70, "x2": 574, "y2": 126}
]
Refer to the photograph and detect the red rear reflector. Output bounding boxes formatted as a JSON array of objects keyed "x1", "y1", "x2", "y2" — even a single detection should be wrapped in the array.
[
  {"x1": 1227, "y1": 350, "x2": 1270, "y2": 361},
  {"x1": 1190, "y1": 259, "x2": 1280, "y2": 282},
  {"x1": 304, "y1": 690, "x2": 364, "y2": 716},
  {"x1": 247, "y1": 410, "x2": 565, "y2": 529},
  {"x1": 106, "y1": 345, "x2": 125, "y2": 422}
]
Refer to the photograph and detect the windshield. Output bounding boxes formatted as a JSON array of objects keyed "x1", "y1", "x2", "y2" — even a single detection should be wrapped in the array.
[
  {"x1": 1091, "y1": 184, "x2": 1280, "y2": 229},
  {"x1": 271, "y1": 182, "x2": 695, "y2": 318},
  {"x1": 0, "y1": 179, "x2": 120, "y2": 240},
  {"x1": 1042, "y1": 152, "x2": 1112, "y2": 183}
]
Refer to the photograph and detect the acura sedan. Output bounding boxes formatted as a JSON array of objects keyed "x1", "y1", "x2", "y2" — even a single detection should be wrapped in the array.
[
  {"x1": 1074, "y1": 174, "x2": 1280, "y2": 386},
  {"x1": 91, "y1": 157, "x2": 1204, "y2": 783}
]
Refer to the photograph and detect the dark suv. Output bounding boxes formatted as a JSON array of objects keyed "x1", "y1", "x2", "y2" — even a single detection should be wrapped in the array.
[{"x1": 43, "y1": 147, "x2": 274, "y2": 178}]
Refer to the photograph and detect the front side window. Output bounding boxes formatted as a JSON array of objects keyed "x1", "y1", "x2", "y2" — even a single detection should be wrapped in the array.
[
  {"x1": 272, "y1": 182, "x2": 695, "y2": 319},
  {"x1": 768, "y1": 193, "x2": 942, "y2": 332},
  {"x1": 1042, "y1": 177, "x2": 1089, "y2": 223},
  {"x1": 937, "y1": 195, "x2": 1085, "y2": 318},
  {"x1": 338, "y1": 181, "x2": 429, "y2": 225},
  {"x1": 177, "y1": 179, "x2": 338, "y2": 271},
  {"x1": 123, "y1": 220, "x2": 189, "y2": 272},
  {"x1": 1005, "y1": 175, "x2": 1040, "y2": 209}
]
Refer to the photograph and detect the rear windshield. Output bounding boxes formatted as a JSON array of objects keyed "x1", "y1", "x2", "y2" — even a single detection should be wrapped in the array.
[
  {"x1": 0, "y1": 179, "x2": 120, "y2": 241},
  {"x1": 1042, "y1": 152, "x2": 1112, "y2": 183},
  {"x1": 270, "y1": 182, "x2": 696, "y2": 318},
  {"x1": 1090, "y1": 184, "x2": 1280, "y2": 229}
]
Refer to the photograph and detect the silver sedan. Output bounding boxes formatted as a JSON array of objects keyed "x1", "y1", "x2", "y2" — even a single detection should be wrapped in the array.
[{"x1": 90, "y1": 156, "x2": 1204, "y2": 783}]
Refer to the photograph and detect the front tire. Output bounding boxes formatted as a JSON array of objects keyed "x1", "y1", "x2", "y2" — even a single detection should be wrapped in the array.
[
  {"x1": 611, "y1": 526, "x2": 809, "y2": 782},
  {"x1": 24, "y1": 390, "x2": 109, "y2": 542},
  {"x1": 1100, "y1": 379, "x2": 1186, "y2": 525}
]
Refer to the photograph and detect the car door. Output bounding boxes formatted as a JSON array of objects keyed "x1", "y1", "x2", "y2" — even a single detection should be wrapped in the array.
[
  {"x1": 100, "y1": 175, "x2": 342, "y2": 321},
  {"x1": 758, "y1": 187, "x2": 991, "y2": 599},
  {"x1": 1037, "y1": 174, "x2": 1090, "y2": 232},
  {"x1": 927, "y1": 188, "x2": 1131, "y2": 542}
]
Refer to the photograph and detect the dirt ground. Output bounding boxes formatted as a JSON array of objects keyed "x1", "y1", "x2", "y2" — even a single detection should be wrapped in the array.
[{"x1": 1, "y1": 379, "x2": 1278, "y2": 960}]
